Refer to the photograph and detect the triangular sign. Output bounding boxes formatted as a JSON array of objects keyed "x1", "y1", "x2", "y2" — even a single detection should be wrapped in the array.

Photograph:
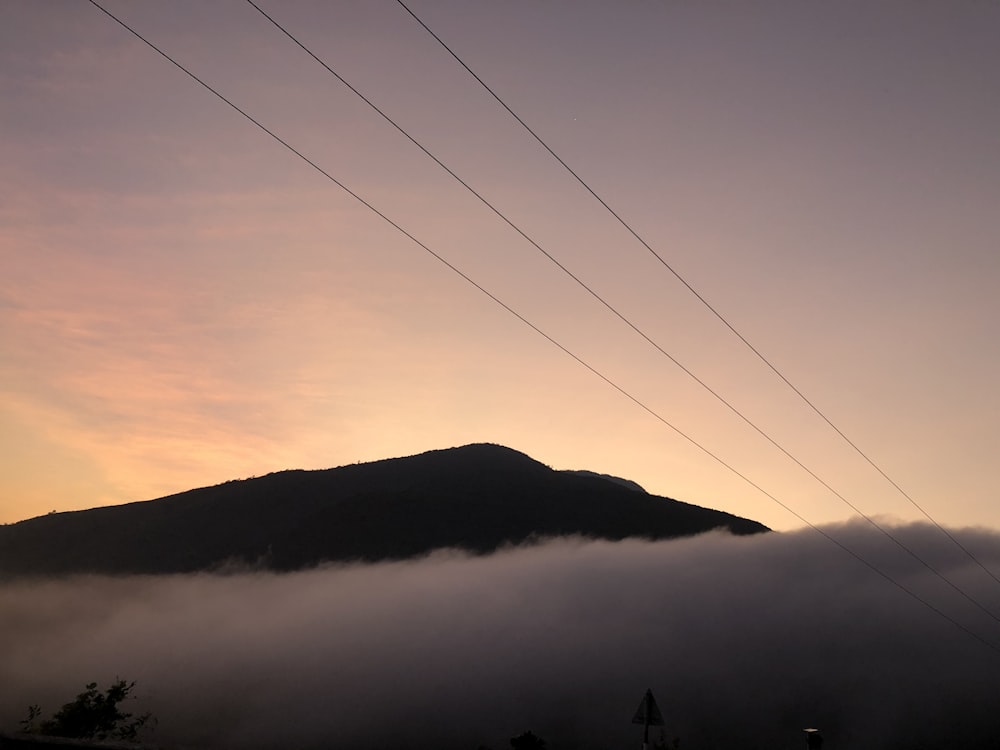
[{"x1": 632, "y1": 689, "x2": 665, "y2": 726}]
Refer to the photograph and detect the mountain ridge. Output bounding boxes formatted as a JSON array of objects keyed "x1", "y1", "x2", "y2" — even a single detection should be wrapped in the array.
[{"x1": 0, "y1": 443, "x2": 768, "y2": 577}]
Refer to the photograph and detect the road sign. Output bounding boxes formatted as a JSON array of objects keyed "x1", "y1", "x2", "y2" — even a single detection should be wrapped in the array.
[{"x1": 632, "y1": 689, "x2": 665, "y2": 726}]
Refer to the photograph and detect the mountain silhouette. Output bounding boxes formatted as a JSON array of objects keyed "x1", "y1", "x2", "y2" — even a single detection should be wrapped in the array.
[{"x1": 0, "y1": 443, "x2": 768, "y2": 577}]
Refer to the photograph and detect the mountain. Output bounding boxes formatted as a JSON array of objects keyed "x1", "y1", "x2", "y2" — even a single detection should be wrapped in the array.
[{"x1": 0, "y1": 443, "x2": 768, "y2": 577}]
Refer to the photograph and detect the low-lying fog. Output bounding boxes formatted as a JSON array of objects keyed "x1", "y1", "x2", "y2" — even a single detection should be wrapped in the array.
[{"x1": 3, "y1": 521, "x2": 1000, "y2": 749}]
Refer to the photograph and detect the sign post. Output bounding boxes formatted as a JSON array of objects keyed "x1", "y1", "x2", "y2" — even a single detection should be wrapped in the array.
[
  {"x1": 804, "y1": 728, "x2": 824, "y2": 750},
  {"x1": 631, "y1": 688, "x2": 665, "y2": 749}
]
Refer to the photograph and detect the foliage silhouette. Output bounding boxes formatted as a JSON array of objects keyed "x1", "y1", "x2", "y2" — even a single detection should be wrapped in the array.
[
  {"x1": 20, "y1": 679, "x2": 153, "y2": 741},
  {"x1": 510, "y1": 730, "x2": 547, "y2": 750}
]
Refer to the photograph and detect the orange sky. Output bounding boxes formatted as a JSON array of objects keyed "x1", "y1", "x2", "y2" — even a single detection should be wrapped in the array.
[{"x1": 2, "y1": 1, "x2": 999, "y2": 532}]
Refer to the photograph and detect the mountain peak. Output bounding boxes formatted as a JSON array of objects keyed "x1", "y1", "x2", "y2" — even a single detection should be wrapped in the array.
[
  {"x1": 560, "y1": 469, "x2": 647, "y2": 494},
  {"x1": 0, "y1": 444, "x2": 768, "y2": 578}
]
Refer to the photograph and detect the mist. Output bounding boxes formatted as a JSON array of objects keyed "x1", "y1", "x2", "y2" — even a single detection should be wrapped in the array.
[{"x1": 3, "y1": 522, "x2": 1000, "y2": 750}]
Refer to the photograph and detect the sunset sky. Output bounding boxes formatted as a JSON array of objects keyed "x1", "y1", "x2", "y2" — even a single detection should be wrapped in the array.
[{"x1": 2, "y1": 1, "x2": 998, "y2": 532}]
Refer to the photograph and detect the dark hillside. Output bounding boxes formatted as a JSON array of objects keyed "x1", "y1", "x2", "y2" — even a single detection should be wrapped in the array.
[{"x1": 0, "y1": 444, "x2": 767, "y2": 577}]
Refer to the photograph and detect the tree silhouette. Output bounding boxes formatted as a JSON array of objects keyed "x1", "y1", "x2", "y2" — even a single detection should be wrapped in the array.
[
  {"x1": 21, "y1": 679, "x2": 153, "y2": 741},
  {"x1": 510, "y1": 730, "x2": 547, "y2": 750}
]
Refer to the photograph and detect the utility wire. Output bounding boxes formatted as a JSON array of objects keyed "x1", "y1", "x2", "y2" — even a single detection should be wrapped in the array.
[
  {"x1": 241, "y1": 0, "x2": 1000, "y2": 627},
  {"x1": 394, "y1": 0, "x2": 1000, "y2": 590},
  {"x1": 85, "y1": 0, "x2": 1000, "y2": 657}
]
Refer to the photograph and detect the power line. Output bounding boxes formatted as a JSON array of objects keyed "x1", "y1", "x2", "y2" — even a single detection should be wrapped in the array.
[
  {"x1": 84, "y1": 0, "x2": 1000, "y2": 657},
  {"x1": 239, "y1": 0, "x2": 1000, "y2": 627},
  {"x1": 393, "y1": 0, "x2": 1000, "y2": 590}
]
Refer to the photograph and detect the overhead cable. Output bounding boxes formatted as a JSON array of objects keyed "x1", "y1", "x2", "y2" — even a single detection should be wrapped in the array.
[
  {"x1": 85, "y1": 0, "x2": 1000, "y2": 658},
  {"x1": 241, "y1": 0, "x2": 1000, "y2": 627},
  {"x1": 393, "y1": 0, "x2": 1000, "y2": 590}
]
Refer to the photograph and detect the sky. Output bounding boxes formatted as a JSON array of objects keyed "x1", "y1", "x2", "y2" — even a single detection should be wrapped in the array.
[
  {"x1": 4, "y1": 527, "x2": 1000, "y2": 749},
  {"x1": 2, "y1": 1, "x2": 999, "y2": 532}
]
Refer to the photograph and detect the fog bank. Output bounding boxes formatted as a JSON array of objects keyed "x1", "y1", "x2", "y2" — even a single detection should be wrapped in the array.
[{"x1": 3, "y1": 522, "x2": 1000, "y2": 749}]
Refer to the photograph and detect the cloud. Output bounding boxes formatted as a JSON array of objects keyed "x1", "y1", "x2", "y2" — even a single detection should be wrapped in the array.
[{"x1": 2, "y1": 523, "x2": 1000, "y2": 749}]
